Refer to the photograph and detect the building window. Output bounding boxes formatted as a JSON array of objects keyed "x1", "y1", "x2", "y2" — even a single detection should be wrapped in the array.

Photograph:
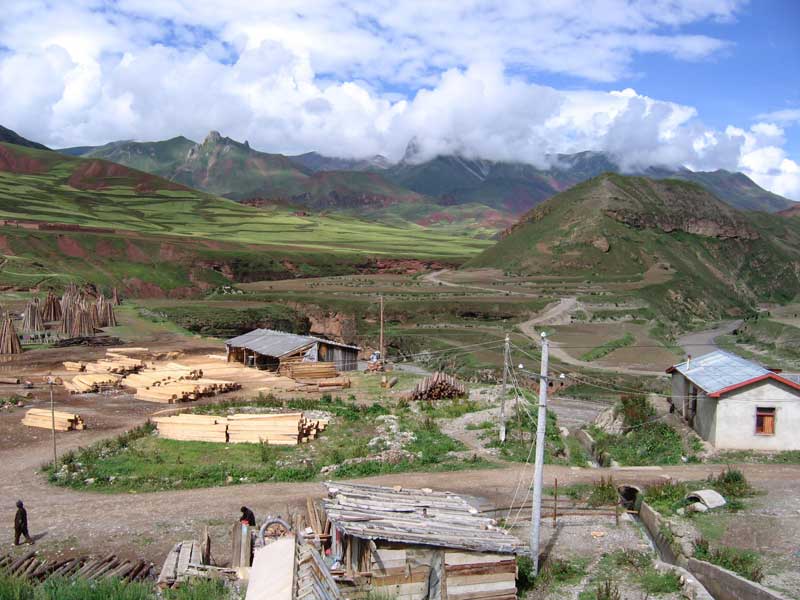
[{"x1": 755, "y1": 407, "x2": 775, "y2": 435}]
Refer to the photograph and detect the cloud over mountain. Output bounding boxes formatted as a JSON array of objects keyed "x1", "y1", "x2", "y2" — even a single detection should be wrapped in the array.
[{"x1": 1, "y1": 0, "x2": 798, "y2": 199}]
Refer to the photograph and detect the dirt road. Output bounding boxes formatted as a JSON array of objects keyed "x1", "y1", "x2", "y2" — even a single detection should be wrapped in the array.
[{"x1": 676, "y1": 320, "x2": 742, "y2": 357}]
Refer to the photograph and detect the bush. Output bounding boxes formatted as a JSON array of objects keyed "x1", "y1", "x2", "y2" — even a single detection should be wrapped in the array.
[
  {"x1": 693, "y1": 539, "x2": 763, "y2": 582},
  {"x1": 706, "y1": 467, "x2": 753, "y2": 498},
  {"x1": 617, "y1": 394, "x2": 656, "y2": 429},
  {"x1": 595, "y1": 579, "x2": 621, "y2": 600},
  {"x1": 642, "y1": 480, "x2": 690, "y2": 515},
  {"x1": 587, "y1": 477, "x2": 618, "y2": 507}
]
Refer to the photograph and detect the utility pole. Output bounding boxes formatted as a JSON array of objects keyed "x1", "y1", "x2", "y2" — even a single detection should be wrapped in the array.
[
  {"x1": 530, "y1": 332, "x2": 549, "y2": 575},
  {"x1": 379, "y1": 295, "x2": 385, "y2": 365},
  {"x1": 499, "y1": 334, "x2": 510, "y2": 442},
  {"x1": 48, "y1": 375, "x2": 57, "y2": 468}
]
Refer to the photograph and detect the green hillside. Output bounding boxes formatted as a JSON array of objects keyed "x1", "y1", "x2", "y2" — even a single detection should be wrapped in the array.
[
  {"x1": 0, "y1": 142, "x2": 488, "y2": 293},
  {"x1": 467, "y1": 174, "x2": 800, "y2": 322},
  {"x1": 0, "y1": 125, "x2": 49, "y2": 150}
]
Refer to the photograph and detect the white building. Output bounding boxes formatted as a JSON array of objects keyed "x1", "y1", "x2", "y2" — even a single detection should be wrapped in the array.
[{"x1": 667, "y1": 350, "x2": 800, "y2": 451}]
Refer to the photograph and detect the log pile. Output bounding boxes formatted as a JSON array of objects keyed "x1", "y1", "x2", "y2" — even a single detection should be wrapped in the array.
[
  {"x1": 316, "y1": 377, "x2": 351, "y2": 391},
  {"x1": 21, "y1": 299, "x2": 45, "y2": 333},
  {"x1": 41, "y1": 291, "x2": 62, "y2": 322},
  {"x1": 152, "y1": 414, "x2": 228, "y2": 442},
  {"x1": 284, "y1": 362, "x2": 338, "y2": 380},
  {"x1": 154, "y1": 412, "x2": 328, "y2": 444},
  {"x1": 57, "y1": 285, "x2": 117, "y2": 337},
  {"x1": 0, "y1": 316, "x2": 22, "y2": 355},
  {"x1": 124, "y1": 362, "x2": 202, "y2": 390},
  {"x1": 0, "y1": 551, "x2": 153, "y2": 584},
  {"x1": 95, "y1": 295, "x2": 117, "y2": 327},
  {"x1": 21, "y1": 408, "x2": 85, "y2": 431},
  {"x1": 406, "y1": 372, "x2": 467, "y2": 401},
  {"x1": 134, "y1": 378, "x2": 241, "y2": 403},
  {"x1": 63, "y1": 373, "x2": 121, "y2": 393}
]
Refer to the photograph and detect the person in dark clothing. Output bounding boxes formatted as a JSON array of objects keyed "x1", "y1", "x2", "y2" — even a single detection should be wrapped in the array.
[
  {"x1": 14, "y1": 500, "x2": 33, "y2": 545},
  {"x1": 240, "y1": 506, "x2": 256, "y2": 527}
]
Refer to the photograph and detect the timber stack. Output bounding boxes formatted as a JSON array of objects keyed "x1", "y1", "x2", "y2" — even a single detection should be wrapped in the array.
[
  {"x1": 21, "y1": 299, "x2": 45, "y2": 333},
  {"x1": 21, "y1": 408, "x2": 85, "y2": 431},
  {"x1": 0, "y1": 316, "x2": 22, "y2": 355},
  {"x1": 133, "y1": 378, "x2": 240, "y2": 403},
  {"x1": 407, "y1": 372, "x2": 467, "y2": 401},
  {"x1": 124, "y1": 362, "x2": 203, "y2": 389},
  {"x1": 41, "y1": 291, "x2": 62, "y2": 322},
  {"x1": 63, "y1": 373, "x2": 121, "y2": 393},
  {"x1": 0, "y1": 551, "x2": 153, "y2": 584},
  {"x1": 284, "y1": 362, "x2": 338, "y2": 380},
  {"x1": 154, "y1": 412, "x2": 328, "y2": 444}
]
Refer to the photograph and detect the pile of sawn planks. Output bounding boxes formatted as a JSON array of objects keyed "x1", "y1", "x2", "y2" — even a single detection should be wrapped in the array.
[
  {"x1": 0, "y1": 550, "x2": 153, "y2": 584},
  {"x1": 284, "y1": 362, "x2": 338, "y2": 380},
  {"x1": 153, "y1": 412, "x2": 328, "y2": 445},
  {"x1": 406, "y1": 371, "x2": 467, "y2": 401},
  {"x1": 63, "y1": 349, "x2": 145, "y2": 375},
  {"x1": 134, "y1": 378, "x2": 241, "y2": 403},
  {"x1": 63, "y1": 373, "x2": 121, "y2": 393},
  {"x1": 157, "y1": 539, "x2": 235, "y2": 589},
  {"x1": 21, "y1": 408, "x2": 85, "y2": 431}
]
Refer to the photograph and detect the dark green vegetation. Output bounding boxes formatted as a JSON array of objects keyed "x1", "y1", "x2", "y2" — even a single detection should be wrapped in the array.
[
  {"x1": 142, "y1": 303, "x2": 309, "y2": 337},
  {"x1": 693, "y1": 538, "x2": 764, "y2": 582},
  {"x1": 0, "y1": 125, "x2": 49, "y2": 150},
  {"x1": 0, "y1": 574, "x2": 234, "y2": 600},
  {"x1": 469, "y1": 174, "x2": 800, "y2": 329},
  {"x1": 46, "y1": 395, "x2": 489, "y2": 493},
  {"x1": 643, "y1": 467, "x2": 755, "y2": 516},
  {"x1": 516, "y1": 555, "x2": 587, "y2": 594},
  {"x1": 589, "y1": 396, "x2": 687, "y2": 466}
]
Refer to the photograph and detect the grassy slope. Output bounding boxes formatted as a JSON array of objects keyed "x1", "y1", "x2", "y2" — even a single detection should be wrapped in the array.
[{"x1": 467, "y1": 174, "x2": 800, "y2": 323}]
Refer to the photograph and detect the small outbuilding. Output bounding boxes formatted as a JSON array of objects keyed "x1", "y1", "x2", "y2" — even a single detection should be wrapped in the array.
[
  {"x1": 667, "y1": 350, "x2": 800, "y2": 450},
  {"x1": 225, "y1": 329, "x2": 359, "y2": 372},
  {"x1": 322, "y1": 482, "x2": 524, "y2": 600}
]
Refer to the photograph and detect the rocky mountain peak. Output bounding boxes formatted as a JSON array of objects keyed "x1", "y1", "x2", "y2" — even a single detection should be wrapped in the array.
[{"x1": 204, "y1": 131, "x2": 222, "y2": 146}]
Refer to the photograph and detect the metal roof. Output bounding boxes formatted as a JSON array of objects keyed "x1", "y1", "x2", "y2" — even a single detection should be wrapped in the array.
[
  {"x1": 669, "y1": 350, "x2": 772, "y2": 395},
  {"x1": 225, "y1": 328, "x2": 359, "y2": 357},
  {"x1": 322, "y1": 482, "x2": 525, "y2": 555}
]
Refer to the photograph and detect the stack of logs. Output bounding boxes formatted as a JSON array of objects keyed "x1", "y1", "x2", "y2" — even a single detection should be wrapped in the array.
[
  {"x1": 0, "y1": 551, "x2": 153, "y2": 584},
  {"x1": 21, "y1": 408, "x2": 85, "y2": 431},
  {"x1": 134, "y1": 379, "x2": 241, "y2": 404},
  {"x1": 0, "y1": 314, "x2": 22, "y2": 355},
  {"x1": 21, "y1": 299, "x2": 44, "y2": 333},
  {"x1": 41, "y1": 291, "x2": 62, "y2": 322},
  {"x1": 58, "y1": 285, "x2": 117, "y2": 338},
  {"x1": 154, "y1": 412, "x2": 328, "y2": 444},
  {"x1": 284, "y1": 362, "x2": 338, "y2": 380},
  {"x1": 407, "y1": 372, "x2": 467, "y2": 401},
  {"x1": 63, "y1": 373, "x2": 121, "y2": 394}
]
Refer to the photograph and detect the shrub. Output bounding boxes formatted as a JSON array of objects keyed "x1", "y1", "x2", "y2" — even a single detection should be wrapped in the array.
[
  {"x1": 693, "y1": 538, "x2": 763, "y2": 582},
  {"x1": 587, "y1": 476, "x2": 618, "y2": 507},
  {"x1": 706, "y1": 467, "x2": 753, "y2": 498},
  {"x1": 617, "y1": 394, "x2": 656, "y2": 429},
  {"x1": 595, "y1": 579, "x2": 621, "y2": 600},
  {"x1": 515, "y1": 555, "x2": 536, "y2": 591}
]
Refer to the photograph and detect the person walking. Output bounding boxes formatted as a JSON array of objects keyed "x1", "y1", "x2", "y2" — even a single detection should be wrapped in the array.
[{"x1": 14, "y1": 500, "x2": 33, "y2": 546}]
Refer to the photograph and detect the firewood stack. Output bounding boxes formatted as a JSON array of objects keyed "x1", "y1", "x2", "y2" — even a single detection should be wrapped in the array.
[
  {"x1": 21, "y1": 298, "x2": 45, "y2": 333},
  {"x1": 407, "y1": 372, "x2": 467, "y2": 401},
  {"x1": 41, "y1": 291, "x2": 62, "y2": 322},
  {"x1": 0, "y1": 315, "x2": 22, "y2": 355},
  {"x1": 0, "y1": 551, "x2": 153, "y2": 584}
]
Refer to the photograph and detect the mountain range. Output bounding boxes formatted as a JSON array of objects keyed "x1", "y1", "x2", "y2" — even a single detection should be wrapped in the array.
[{"x1": 59, "y1": 131, "x2": 796, "y2": 237}]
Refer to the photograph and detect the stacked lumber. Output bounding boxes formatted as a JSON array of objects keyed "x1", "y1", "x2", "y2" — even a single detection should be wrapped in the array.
[
  {"x1": 285, "y1": 362, "x2": 338, "y2": 380},
  {"x1": 407, "y1": 372, "x2": 467, "y2": 401},
  {"x1": 21, "y1": 408, "x2": 85, "y2": 431},
  {"x1": 0, "y1": 551, "x2": 153, "y2": 584},
  {"x1": 153, "y1": 414, "x2": 228, "y2": 442},
  {"x1": 124, "y1": 362, "x2": 202, "y2": 390},
  {"x1": 442, "y1": 551, "x2": 518, "y2": 600},
  {"x1": 63, "y1": 361, "x2": 85, "y2": 371},
  {"x1": 0, "y1": 316, "x2": 22, "y2": 355},
  {"x1": 83, "y1": 356, "x2": 144, "y2": 375},
  {"x1": 134, "y1": 378, "x2": 240, "y2": 403},
  {"x1": 63, "y1": 373, "x2": 121, "y2": 393},
  {"x1": 41, "y1": 291, "x2": 62, "y2": 322},
  {"x1": 21, "y1": 299, "x2": 45, "y2": 333}
]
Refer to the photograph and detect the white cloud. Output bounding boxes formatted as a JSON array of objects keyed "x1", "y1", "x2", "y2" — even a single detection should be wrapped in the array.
[
  {"x1": 1, "y1": 0, "x2": 799, "y2": 201},
  {"x1": 755, "y1": 108, "x2": 800, "y2": 126}
]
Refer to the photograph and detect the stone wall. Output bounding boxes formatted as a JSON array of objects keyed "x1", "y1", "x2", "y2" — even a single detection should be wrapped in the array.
[{"x1": 688, "y1": 558, "x2": 792, "y2": 600}]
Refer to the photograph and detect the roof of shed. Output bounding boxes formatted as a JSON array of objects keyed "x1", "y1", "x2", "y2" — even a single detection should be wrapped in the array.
[
  {"x1": 225, "y1": 329, "x2": 359, "y2": 357},
  {"x1": 667, "y1": 350, "x2": 800, "y2": 397},
  {"x1": 322, "y1": 482, "x2": 525, "y2": 555}
]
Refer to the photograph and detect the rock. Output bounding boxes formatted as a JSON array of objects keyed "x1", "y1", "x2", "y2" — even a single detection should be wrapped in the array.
[
  {"x1": 594, "y1": 407, "x2": 625, "y2": 435},
  {"x1": 686, "y1": 501, "x2": 708, "y2": 513},
  {"x1": 677, "y1": 508, "x2": 685, "y2": 516},
  {"x1": 84, "y1": 478, "x2": 95, "y2": 485},
  {"x1": 592, "y1": 237, "x2": 610, "y2": 252}
]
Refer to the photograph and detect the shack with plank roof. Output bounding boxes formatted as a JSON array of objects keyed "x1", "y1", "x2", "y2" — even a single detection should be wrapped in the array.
[{"x1": 225, "y1": 329, "x2": 359, "y2": 372}]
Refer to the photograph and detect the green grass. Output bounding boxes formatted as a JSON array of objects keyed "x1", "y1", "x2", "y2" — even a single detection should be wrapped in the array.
[
  {"x1": 516, "y1": 556, "x2": 587, "y2": 594},
  {"x1": 143, "y1": 303, "x2": 308, "y2": 337},
  {"x1": 715, "y1": 449, "x2": 800, "y2": 464},
  {"x1": 580, "y1": 333, "x2": 635, "y2": 361},
  {"x1": 484, "y1": 396, "x2": 567, "y2": 464},
  {"x1": 0, "y1": 574, "x2": 169, "y2": 600},
  {"x1": 693, "y1": 538, "x2": 763, "y2": 582},
  {"x1": 45, "y1": 395, "x2": 492, "y2": 493},
  {"x1": 590, "y1": 422, "x2": 683, "y2": 466},
  {"x1": 643, "y1": 468, "x2": 756, "y2": 516},
  {"x1": 566, "y1": 435, "x2": 590, "y2": 467}
]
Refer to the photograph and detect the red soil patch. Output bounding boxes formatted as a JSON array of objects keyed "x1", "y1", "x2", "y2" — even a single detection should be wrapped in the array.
[
  {"x1": 124, "y1": 241, "x2": 149, "y2": 263},
  {"x1": 359, "y1": 258, "x2": 454, "y2": 275},
  {"x1": 56, "y1": 235, "x2": 87, "y2": 258},
  {"x1": 159, "y1": 243, "x2": 190, "y2": 262},
  {"x1": 417, "y1": 211, "x2": 456, "y2": 226},
  {"x1": 68, "y1": 159, "x2": 187, "y2": 193},
  {"x1": 0, "y1": 145, "x2": 46, "y2": 174},
  {"x1": 0, "y1": 235, "x2": 14, "y2": 255},
  {"x1": 94, "y1": 239, "x2": 118, "y2": 258}
]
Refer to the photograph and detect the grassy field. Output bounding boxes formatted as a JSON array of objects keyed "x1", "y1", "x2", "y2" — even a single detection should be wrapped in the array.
[{"x1": 46, "y1": 395, "x2": 492, "y2": 493}]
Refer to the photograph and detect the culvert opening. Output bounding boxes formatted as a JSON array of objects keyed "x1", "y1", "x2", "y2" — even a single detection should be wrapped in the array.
[{"x1": 617, "y1": 485, "x2": 642, "y2": 510}]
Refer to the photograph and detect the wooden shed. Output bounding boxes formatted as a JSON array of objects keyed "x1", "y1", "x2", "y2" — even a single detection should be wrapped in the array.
[
  {"x1": 225, "y1": 329, "x2": 359, "y2": 372},
  {"x1": 322, "y1": 482, "x2": 524, "y2": 600}
]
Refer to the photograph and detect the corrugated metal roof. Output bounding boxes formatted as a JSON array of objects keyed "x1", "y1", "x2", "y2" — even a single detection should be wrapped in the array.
[
  {"x1": 225, "y1": 328, "x2": 359, "y2": 357},
  {"x1": 322, "y1": 482, "x2": 525, "y2": 554},
  {"x1": 670, "y1": 350, "x2": 771, "y2": 394}
]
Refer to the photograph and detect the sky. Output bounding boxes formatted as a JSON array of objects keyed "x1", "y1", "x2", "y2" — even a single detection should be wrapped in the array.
[{"x1": 1, "y1": 0, "x2": 799, "y2": 200}]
